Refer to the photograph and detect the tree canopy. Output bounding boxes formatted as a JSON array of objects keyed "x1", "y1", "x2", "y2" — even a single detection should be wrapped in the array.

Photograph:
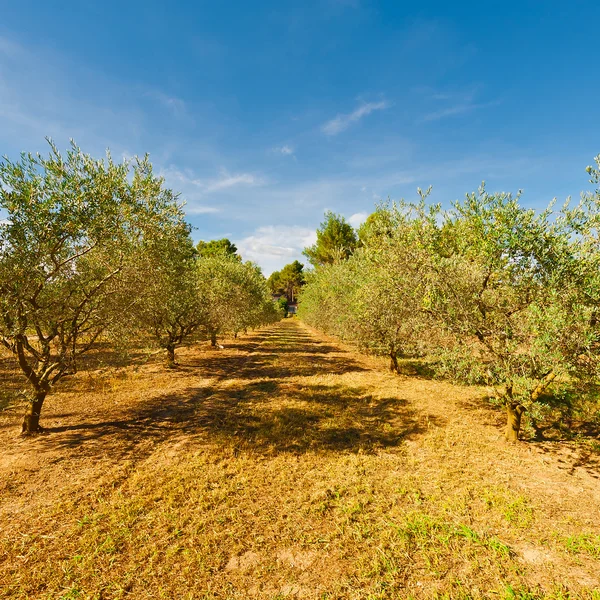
[
  {"x1": 196, "y1": 238, "x2": 240, "y2": 260},
  {"x1": 303, "y1": 211, "x2": 358, "y2": 267},
  {"x1": 267, "y1": 260, "x2": 305, "y2": 302},
  {"x1": 0, "y1": 142, "x2": 282, "y2": 433}
]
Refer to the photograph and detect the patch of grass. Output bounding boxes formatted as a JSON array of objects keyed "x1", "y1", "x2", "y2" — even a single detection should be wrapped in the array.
[
  {"x1": 560, "y1": 533, "x2": 600, "y2": 558},
  {"x1": 482, "y1": 488, "x2": 535, "y2": 529}
]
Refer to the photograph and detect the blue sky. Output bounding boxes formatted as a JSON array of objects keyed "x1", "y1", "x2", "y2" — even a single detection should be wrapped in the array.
[{"x1": 1, "y1": 0, "x2": 599, "y2": 274}]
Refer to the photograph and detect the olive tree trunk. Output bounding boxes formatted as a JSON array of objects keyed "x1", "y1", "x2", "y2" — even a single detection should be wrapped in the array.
[
  {"x1": 505, "y1": 402, "x2": 525, "y2": 442},
  {"x1": 165, "y1": 344, "x2": 177, "y2": 368},
  {"x1": 22, "y1": 391, "x2": 47, "y2": 434},
  {"x1": 210, "y1": 331, "x2": 217, "y2": 347}
]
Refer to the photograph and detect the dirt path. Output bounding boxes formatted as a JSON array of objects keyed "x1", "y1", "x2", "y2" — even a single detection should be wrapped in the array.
[{"x1": 1, "y1": 319, "x2": 599, "y2": 598}]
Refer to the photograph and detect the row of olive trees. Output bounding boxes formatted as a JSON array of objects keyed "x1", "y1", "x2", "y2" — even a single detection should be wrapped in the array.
[
  {"x1": 300, "y1": 158, "x2": 600, "y2": 442},
  {"x1": 138, "y1": 243, "x2": 280, "y2": 367},
  {"x1": 0, "y1": 142, "x2": 281, "y2": 433}
]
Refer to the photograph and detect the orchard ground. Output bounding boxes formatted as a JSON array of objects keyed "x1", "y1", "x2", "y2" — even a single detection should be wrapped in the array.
[{"x1": 0, "y1": 319, "x2": 599, "y2": 599}]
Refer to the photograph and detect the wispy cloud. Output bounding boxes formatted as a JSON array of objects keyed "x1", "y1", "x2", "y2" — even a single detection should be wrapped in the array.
[
  {"x1": 160, "y1": 166, "x2": 265, "y2": 217},
  {"x1": 421, "y1": 100, "x2": 500, "y2": 122},
  {"x1": 185, "y1": 205, "x2": 220, "y2": 215},
  {"x1": 322, "y1": 100, "x2": 389, "y2": 136},
  {"x1": 417, "y1": 86, "x2": 500, "y2": 123},
  {"x1": 274, "y1": 144, "x2": 295, "y2": 156},
  {"x1": 205, "y1": 171, "x2": 264, "y2": 192},
  {"x1": 146, "y1": 90, "x2": 188, "y2": 119},
  {"x1": 162, "y1": 166, "x2": 264, "y2": 194}
]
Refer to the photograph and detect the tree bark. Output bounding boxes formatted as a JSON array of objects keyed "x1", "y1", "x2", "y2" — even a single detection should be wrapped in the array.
[
  {"x1": 530, "y1": 371, "x2": 556, "y2": 402},
  {"x1": 165, "y1": 344, "x2": 177, "y2": 368},
  {"x1": 505, "y1": 402, "x2": 525, "y2": 442},
  {"x1": 210, "y1": 331, "x2": 217, "y2": 347},
  {"x1": 22, "y1": 392, "x2": 47, "y2": 434},
  {"x1": 389, "y1": 348, "x2": 399, "y2": 373}
]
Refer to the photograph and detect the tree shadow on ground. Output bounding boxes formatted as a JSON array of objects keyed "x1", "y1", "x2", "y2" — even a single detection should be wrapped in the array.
[
  {"x1": 35, "y1": 378, "x2": 428, "y2": 461},
  {"x1": 457, "y1": 394, "x2": 600, "y2": 478},
  {"x1": 187, "y1": 352, "x2": 367, "y2": 380},
  {"x1": 257, "y1": 344, "x2": 348, "y2": 355},
  {"x1": 4, "y1": 321, "x2": 435, "y2": 472},
  {"x1": 528, "y1": 418, "x2": 600, "y2": 480}
]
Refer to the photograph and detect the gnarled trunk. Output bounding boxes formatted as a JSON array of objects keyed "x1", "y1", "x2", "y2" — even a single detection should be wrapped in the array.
[
  {"x1": 389, "y1": 348, "x2": 399, "y2": 373},
  {"x1": 22, "y1": 392, "x2": 47, "y2": 434},
  {"x1": 210, "y1": 331, "x2": 217, "y2": 347},
  {"x1": 504, "y1": 371, "x2": 556, "y2": 442},
  {"x1": 505, "y1": 402, "x2": 525, "y2": 442},
  {"x1": 165, "y1": 344, "x2": 177, "y2": 368}
]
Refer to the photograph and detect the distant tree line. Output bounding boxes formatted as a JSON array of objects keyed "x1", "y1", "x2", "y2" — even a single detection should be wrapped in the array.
[
  {"x1": 299, "y1": 159, "x2": 600, "y2": 443},
  {"x1": 0, "y1": 142, "x2": 282, "y2": 433}
]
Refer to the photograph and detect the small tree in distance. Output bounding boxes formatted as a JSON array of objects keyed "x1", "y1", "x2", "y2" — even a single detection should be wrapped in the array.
[
  {"x1": 268, "y1": 260, "x2": 305, "y2": 302},
  {"x1": 277, "y1": 296, "x2": 289, "y2": 317},
  {"x1": 196, "y1": 238, "x2": 240, "y2": 260},
  {"x1": 303, "y1": 211, "x2": 358, "y2": 267}
]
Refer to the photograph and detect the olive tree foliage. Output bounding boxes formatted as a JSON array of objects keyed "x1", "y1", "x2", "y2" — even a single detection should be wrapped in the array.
[
  {"x1": 298, "y1": 260, "x2": 356, "y2": 338},
  {"x1": 196, "y1": 238, "x2": 240, "y2": 260},
  {"x1": 196, "y1": 255, "x2": 281, "y2": 346},
  {"x1": 0, "y1": 141, "x2": 188, "y2": 433},
  {"x1": 348, "y1": 200, "x2": 437, "y2": 372},
  {"x1": 426, "y1": 184, "x2": 600, "y2": 441},
  {"x1": 300, "y1": 162, "x2": 600, "y2": 443},
  {"x1": 277, "y1": 296, "x2": 289, "y2": 317},
  {"x1": 300, "y1": 198, "x2": 436, "y2": 371},
  {"x1": 134, "y1": 229, "x2": 202, "y2": 368}
]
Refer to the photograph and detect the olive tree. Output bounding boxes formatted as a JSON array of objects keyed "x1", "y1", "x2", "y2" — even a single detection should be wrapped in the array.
[
  {"x1": 135, "y1": 230, "x2": 203, "y2": 367},
  {"x1": 300, "y1": 199, "x2": 436, "y2": 371},
  {"x1": 0, "y1": 141, "x2": 187, "y2": 433},
  {"x1": 428, "y1": 184, "x2": 600, "y2": 441},
  {"x1": 197, "y1": 255, "x2": 281, "y2": 346},
  {"x1": 299, "y1": 170, "x2": 600, "y2": 444},
  {"x1": 348, "y1": 201, "x2": 437, "y2": 372}
]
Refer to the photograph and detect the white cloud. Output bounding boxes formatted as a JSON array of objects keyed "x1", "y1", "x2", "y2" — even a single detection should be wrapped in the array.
[
  {"x1": 347, "y1": 212, "x2": 368, "y2": 228},
  {"x1": 275, "y1": 145, "x2": 295, "y2": 156},
  {"x1": 184, "y1": 205, "x2": 220, "y2": 215},
  {"x1": 161, "y1": 166, "x2": 264, "y2": 194},
  {"x1": 416, "y1": 87, "x2": 500, "y2": 123},
  {"x1": 146, "y1": 90, "x2": 188, "y2": 119},
  {"x1": 421, "y1": 100, "x2": 499, "y2": 122},
  {"x1": 160, "y1": 166, "x2": 265, "y2": 218},
  {"x1": 236, "y1": 225, "x2": 317, "y2": 275},
  {"x1": 322, "y1": 101, "x2": 389, "y2": 136},
  {"x1": 205, "y1": 171, "x2": 262, "y2": 192}
]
